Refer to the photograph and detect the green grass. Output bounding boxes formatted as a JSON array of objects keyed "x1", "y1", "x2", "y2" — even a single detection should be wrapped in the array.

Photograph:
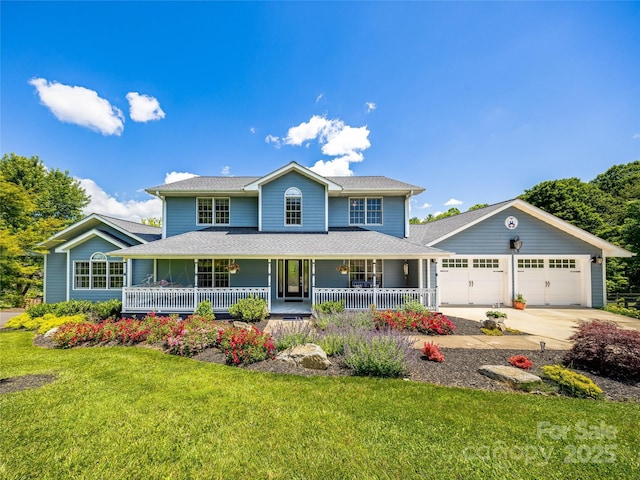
[{"x1": 1, "y1": 331, "x2": 639, "y2": 479}]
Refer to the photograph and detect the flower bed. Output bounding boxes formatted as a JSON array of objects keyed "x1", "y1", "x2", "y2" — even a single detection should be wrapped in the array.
[{"x1": 373, "y1": 310, "x2": 456, "y2": 335}]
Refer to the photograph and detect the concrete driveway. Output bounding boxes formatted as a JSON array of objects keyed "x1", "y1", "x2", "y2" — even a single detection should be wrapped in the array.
[{"x1": 439, "y1": 306, "x2": 640, "y2": 349}]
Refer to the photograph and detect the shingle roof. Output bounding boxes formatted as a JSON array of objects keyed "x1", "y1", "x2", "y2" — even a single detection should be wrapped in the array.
[
  {"x1": 146, "y1": 175, "x2": 424, "y2": 194},
  {"x1": 410, "y1": 200, "x2": 514, "y2": 245},
  {"x1": 96, "y1": 214, "x2": 162, "y2": 242},
  {"x1": 110, "y1": 227, "x2": 449, "y2": 259}
]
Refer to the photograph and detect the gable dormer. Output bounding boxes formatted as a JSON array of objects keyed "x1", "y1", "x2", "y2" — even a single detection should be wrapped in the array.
[{"x1": 243, "y1": 162, "x2": 342, "y2": 232}]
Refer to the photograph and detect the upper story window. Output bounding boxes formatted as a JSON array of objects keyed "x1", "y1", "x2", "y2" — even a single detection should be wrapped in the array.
[
  {"x1": 349, "y1": 197, "x2": 383, "y2": 225},
  {"x1": 285, "y1": 187, "x2": 302, "y2": 226},
  {"x1": 197, "y1": 198, "x2": 230, "y2": 225},
  {"x1": 74, "y1": 252, "x2": 125, "y2": 290}
]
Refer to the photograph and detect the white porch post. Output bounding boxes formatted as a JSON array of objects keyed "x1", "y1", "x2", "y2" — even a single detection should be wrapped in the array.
[
  {"x1": 312, "y1": 259, "x2": 316, "y2": 307},
  {"x1": 373, "y1": 259, "x2": 378, "y2": 307},
  {"x1": 267, "y1": 259, "x2": 272, "y2": 311},
  {"x1": 418, "y1": 258, "x2": 424, "y2": 305},
  {"x1": 194, "y1": 259, "x2": 198, "y2": 310},
  {"x1": 126, "y1": 259, "x2": 132, "y2": 287}
]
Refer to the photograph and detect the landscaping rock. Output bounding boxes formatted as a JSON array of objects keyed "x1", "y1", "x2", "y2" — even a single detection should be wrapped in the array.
[
  {"x1": 44, "y1": 327, "x2": 59, "y2": 338},
  {"x1": 482, "y1": 319, "x2": 505, "y2": 332},
  {"x1": 232, "y1": 321, "x2": 254, "y2": 331},
  {"x1": 478, "y1": 365, "x2": 541, "y2": 387},
  {"x1": 276, "y1": 344, "x2": 332, "y2": 370}
]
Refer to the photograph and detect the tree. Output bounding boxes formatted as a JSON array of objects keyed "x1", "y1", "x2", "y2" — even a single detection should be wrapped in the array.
[
  {"x1": 519, "y1": 178, "x2": 614, "y2": 237},
  {"x1": 0, "y1": 153, "x2": 89, "y2": 306},
  {"x1": 141, "y1": 217, "x2": 162, "y2": 227},
  {"x1": 468, "y1": 203, "x2": 489, "y2": 211}
]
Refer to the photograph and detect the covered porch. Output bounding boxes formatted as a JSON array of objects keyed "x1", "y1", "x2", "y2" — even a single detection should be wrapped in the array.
[{"x1": 121, "y1": 285, "x2": 439, "y2": 315}]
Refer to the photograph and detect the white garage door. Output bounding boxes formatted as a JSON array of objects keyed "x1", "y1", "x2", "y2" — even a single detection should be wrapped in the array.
[
  {"x1": 439, "y1": 258, "x2": 508, "y2": 306},
  {"x1": 516, "y1": 258, "x2": 584, "y2": 306}
]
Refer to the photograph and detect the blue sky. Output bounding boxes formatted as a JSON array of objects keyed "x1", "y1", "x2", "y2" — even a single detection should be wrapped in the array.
[{"x1": 2, "y1": 1, "x2": 639, "y2": 222}]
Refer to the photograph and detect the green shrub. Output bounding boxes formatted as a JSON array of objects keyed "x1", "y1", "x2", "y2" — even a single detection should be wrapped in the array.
[
  {"x1": 401, "y1": 299, "x2": 429, "y2": 315},
  {"x1": 5, "y1": 312, "x2": 87, "y2": 332},
  {"x1": 26, "y1": 299, "x2": 122, "y2": 321},
  {"x1": 317, "y1": 332, "x2": 346, "y2": 356},
  {"x1": 194, "y1": 300, "x2": 215, "y2": 321},
  {"x1": 91, "y1": 299, "x2": 122, "y2": 320},
  {"x1": 481, "y1": 327, "x2": 504, "y2": 336},
  {"x1": 228, "y1": 295, "x2": 269, "y2": 322},
  {"x1": 604, "y1": 304, "x2": 640, "y2": 319},
  {"x1": 541, "y1": 365, "x2": 603, "y2": 399},
  {"x1": 314, "y1": 300, "x2": 345, "y2": 314},
  {"x1": 314, "y1": 311, "x2": 375, "y2": 331}
]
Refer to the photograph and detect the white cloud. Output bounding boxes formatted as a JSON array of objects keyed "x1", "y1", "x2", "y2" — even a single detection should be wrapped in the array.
[
  {"x1": 272, "y1": 114, "x2": 371, "y2": 176},
  {"x1": 420, "y1": 202, "x2": 432, "y2": 209},
  {"x1": 316, "y1": 93, "x2": 324, "y2": 103},
  {"x1": 29, "y1": 77, "x2": 124, "y2": 135},
  {"x1": 126, "y1": 92, "x2": 165, "y2": 122},
  {"x1": 365, "y1": 102, "x2": 377, "y2": 113},
  {"x1": 444, "y1": 198, "x2": 463, "y2": 206},
  {"x1": 265, "y1": 134, "x2": 281, "y2": 147},
  {"x1": 633, "y1": 133, "x2": 640, "y2": 139},
  {"x1": 80, "y1": 178, "x2": 161, "y2": 222},
  {"x1": 164, "y1": 171, "x2": 198, "y2": 184},
  {"x1": 250, "y1": 127, "x2": 256, "y2": 134},
  {"x1": 433, "y1": 211, "x2": 443, "y2": 217},
  {"x1": 221, "y1": 166, "x2": 231, "y2": 176}
]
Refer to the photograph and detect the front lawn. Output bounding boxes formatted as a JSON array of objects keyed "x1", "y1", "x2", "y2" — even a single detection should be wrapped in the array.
[{"x1": 1, "y1": 330, "x2": 639, "y2": 479}]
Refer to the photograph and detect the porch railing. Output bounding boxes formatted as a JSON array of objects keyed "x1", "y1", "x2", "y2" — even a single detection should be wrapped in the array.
[
  {"x1": 313, "y1": 288, "x2": 438, "y2": 311},
  {"x1": 122, "y1": 287, "x2": 270, "y2": 313}
]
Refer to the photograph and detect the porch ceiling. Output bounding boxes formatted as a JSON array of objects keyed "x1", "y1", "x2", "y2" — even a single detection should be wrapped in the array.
[{"x1": 108, "y1": 227, "x2": 450, "y2": 259}]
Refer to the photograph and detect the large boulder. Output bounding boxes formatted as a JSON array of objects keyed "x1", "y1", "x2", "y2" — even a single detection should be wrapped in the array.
[
  {"x1": 276, "y1": 343, "x2": 332, "y2": 370},
  {"x1": 478, "y1": 365, "x2": 541, "y2": 387}
]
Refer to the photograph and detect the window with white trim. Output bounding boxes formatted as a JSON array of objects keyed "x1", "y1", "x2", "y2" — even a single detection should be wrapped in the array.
[
  {"x1": 349, "y1": 197, "x2": 383, "y2": 225},
  {"x1": 349, "y1": 259, "x2": 382, "y2": 287},
  {"x1": 73, "y1": 253, "x2": 125, "y2": 290},
  {"x1": 284, "y1": 187, "x2": 302, "y2": 226},
  {"x1": 197, "y1": 259, "x2": 230, "y2": 288},
  {"x1": 197, "y1": 198, "x2": 230, "y2": 225}
]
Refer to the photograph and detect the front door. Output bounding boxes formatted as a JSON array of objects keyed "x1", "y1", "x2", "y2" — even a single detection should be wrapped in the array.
[{"x1": 285, "y1": 260, "x2": 303, "y2": 299}]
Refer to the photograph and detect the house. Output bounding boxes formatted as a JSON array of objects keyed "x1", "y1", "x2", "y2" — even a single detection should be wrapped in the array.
[{"x1": 40, "y1": 162, "x2": 633, "y2": 315}]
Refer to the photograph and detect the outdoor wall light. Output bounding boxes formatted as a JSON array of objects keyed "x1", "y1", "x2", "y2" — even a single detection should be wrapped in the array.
[
  {"x1": 403, "y1": 261, "x2": 409, "y2": 277},
  {"x1": 591, "y1": 255, "x2": 603, "y2": 265},
  {"x1": 510, "y1": 237, "x2": 523, "y2": 252}
]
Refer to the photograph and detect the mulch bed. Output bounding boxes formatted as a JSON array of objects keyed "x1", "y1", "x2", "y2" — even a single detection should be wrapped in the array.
[{"x1": 5, "y1": 316, "x2": 638, "y2": 402}]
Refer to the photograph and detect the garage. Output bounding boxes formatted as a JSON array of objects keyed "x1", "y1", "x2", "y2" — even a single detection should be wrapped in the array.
[
  {"x1": 515, "y1": 257, "x2": 587, "y2": 306},
  {"x1": 438, "y1": 257, "x2": 509, "y2": 306}
]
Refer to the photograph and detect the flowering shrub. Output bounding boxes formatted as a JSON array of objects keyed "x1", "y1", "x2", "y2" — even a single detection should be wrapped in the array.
[
  {"x1": 541, "y1": 365, "x2": 603, "y2": 399},
  {"x1": 421, "y1": 341, "x2": 444, "y2": 362},
  {"x1": 270, "y1": 322, "x2": 316, "y2": 351},
  {"x1": 564, "y1": 320, "x2": 640, "y2": 381},
  {"x1": 53, "y1": 319, "x2": 151, "y2": 348},
  {"x1": 374, "y1": 310, "x2": 456, "y2": 335},
  {"x1": 6, "y1": 312, "x2": 87, "y2": 333},
  {"x1": 164, "y1": 316, "x2": 220, "y2": 357},
  {"x1": 216, "y1": 326, "x2": 276, "y2": 365},
  {"x1": 344, "y1": 330, "x2": 412, "y2": 378},
  {"x1": 509, "y1": 355, "x2": 533, "y2": 370}
]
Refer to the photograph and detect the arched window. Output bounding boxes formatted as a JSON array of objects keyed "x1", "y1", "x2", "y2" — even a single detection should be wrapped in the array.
[
  {"x1": 73, "y1": 252, "x2": 125, "y2": 290},
  {"x1": 284, "y1": 187, "x2": 302, "y2": 226}
]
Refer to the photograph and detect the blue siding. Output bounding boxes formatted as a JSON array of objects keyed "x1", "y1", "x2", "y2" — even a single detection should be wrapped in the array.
[
  {"x1": 261, "y1": 171, "x2": 326, "y2": 232},
  {"x1": 591, "y1": 262, "x2": 605, "y2": 308},
  {"x1": 328, "y1": 196, "x2": 405, "y2": 237},
  {"x1": 315, "y1": 260, "x2": 350, "y2": 288},
  {"x1": 384, "y1": 259, "x2": 419, "y2": 288},
  {"x1": 232, "y1": 197, "x2": 259, "y2": 227},
  {"x1": 434, "y1": 207, "x2": 601, "y2": 256},
  {"x1": 165, "y1": 197, "x2": 197, "y2": 237},
  {"x1": 68, "y1": 236, "x2": 125, "y2": 302},
  {"x1": 165, "y1": 196, "x2": 259, "y2": 236},
  {"x1": 45, "y1": 252, "x2": 67, "y2": 303},
  {"x1": 231, "y1": 259, "x2": 268, "y2": 287}
]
